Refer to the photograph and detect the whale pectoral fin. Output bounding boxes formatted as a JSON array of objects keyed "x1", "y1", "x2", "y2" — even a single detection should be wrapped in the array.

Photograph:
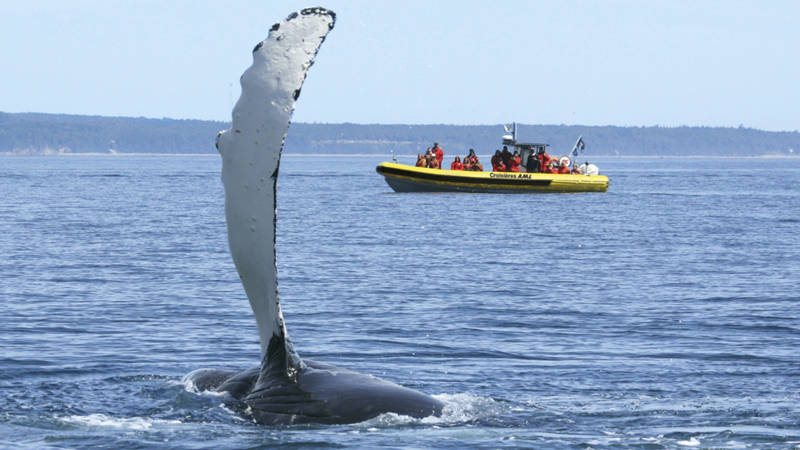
[
  {"x1": 218, "y1": 8, "x2": 336, "y2": 371},
  {"x1": 203, "y1": 8, "x2": 445, "y2": 425}
]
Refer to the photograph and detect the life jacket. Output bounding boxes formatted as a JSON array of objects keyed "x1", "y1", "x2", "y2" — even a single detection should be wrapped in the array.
[
  {"x1": 539, "y1": 152, "x2": 552, "y2": 170},
  {"x1": 558, "y1": 165, "x2": 570, "y2": 174},
  {"x1": 451, "y1": 161, "x2": 463, "y2": 170},
  {"x1": 509, "y1": 156, "x2": 521, "y2": 172},
  {"x1": 495, "y1": 163, "x2": 506, "y2": 172}
]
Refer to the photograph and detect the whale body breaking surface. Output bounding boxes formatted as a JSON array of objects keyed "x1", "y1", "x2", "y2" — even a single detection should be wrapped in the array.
[{"x1": 184, "y1": 8, "x2": 444, "y2": 424}]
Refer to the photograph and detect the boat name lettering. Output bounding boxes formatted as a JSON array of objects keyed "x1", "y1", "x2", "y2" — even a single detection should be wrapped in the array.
[{"x1": 489, "y1": 173, "x2": 532, "y2": 179}]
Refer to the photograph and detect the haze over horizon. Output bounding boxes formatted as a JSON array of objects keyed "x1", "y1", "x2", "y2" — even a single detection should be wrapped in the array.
[{"x1": 2, "y1": 1, "x2": 798, "y2": 132}]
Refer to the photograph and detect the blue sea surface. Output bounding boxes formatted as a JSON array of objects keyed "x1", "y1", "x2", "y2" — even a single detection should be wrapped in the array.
[{"x1": 1, "y1": 155, "x2": 799, "y2": 448}]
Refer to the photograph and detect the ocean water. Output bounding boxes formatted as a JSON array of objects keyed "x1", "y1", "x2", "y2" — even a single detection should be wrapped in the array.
[{"x1": 1, "y1": 154, "x2": 799, "y2": 449}]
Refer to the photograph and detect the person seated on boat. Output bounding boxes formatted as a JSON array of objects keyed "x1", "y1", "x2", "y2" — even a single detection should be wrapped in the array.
[
  {"x1": 450, "y1": 156, "x2": 464, "y2": 171},
  {"x1": 469, "y1": 154, "x2": 484, "y2": 171},
  {"x1": 427, "y1": 153, "x2": 441, "y2": 169},
  {"x1": 571, "y1": 163, "x2": 583, "y2": 175},
  {"x1": 433, "y1": 142, "x2": 444, "y2": 168},
  {"x1": 493, "y1": 158, "x2": 506, "y2": 172},
  {"x1": 462, "y1": 155, "x2": 473, "y2": 171},
  {"x1": 430, "y1": 152, "x2": 441, "y2": 169},
  {"x1": 423, "y1": 148, "x2": 434, "y2": 167},
  {"x1": 491, "y1": 150, "x2": 503, "y2": 171},
  {"x1": 555, "y1": 156, "x2": 571, "y2": 174},
  {"x1": 508, "y1": 150, "x2": 521, "y2": 172},
  {"x1": 415, "y1": 153, "x2": 426, "y2": 167},
  {"x1": 501, "y1": 146, "x2": 512, "y2": 168}
]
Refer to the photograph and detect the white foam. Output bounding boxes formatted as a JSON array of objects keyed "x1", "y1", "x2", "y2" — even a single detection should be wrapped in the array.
[
  {"x1": 677, "y1": 437, "x2": 701, "y2": 447},
  {"x1": 430, "y1": 393, "x2": 504, "y2": 423},
  {"x1": 59, "y1": 414, "x2": 181, "y2": 431},
  {"x1": 177, "y1": 370, "x2": 226, "y2": 397},
  {"x1": 178, "y1": 371, "x2": 201, "y2": 393},
  {"x1": 359, "y1": 393, "x2": 502, "y2": 427}
]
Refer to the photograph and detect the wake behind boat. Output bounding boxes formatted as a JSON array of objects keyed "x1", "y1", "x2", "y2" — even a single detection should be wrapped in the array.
[{"x1": 376, "y1": 124, "x2": 609, "y2": 193}]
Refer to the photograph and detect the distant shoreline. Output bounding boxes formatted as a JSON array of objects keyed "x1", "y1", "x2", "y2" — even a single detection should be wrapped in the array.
[{"x1": 3, "y1": 112, "x2": 798, "y2": 157}]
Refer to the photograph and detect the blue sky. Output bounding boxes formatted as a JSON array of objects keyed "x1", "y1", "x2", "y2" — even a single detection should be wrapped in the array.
[{"x1": 2, "y1": 0, "x2": 798, "y2": 130}]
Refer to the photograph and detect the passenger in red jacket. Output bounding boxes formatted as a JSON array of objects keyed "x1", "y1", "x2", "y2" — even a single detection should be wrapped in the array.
[
  {"x1": 494, "y1": 160, "x2": 506, "y2": 172},
  {"x1": 470, "y1": 155, "x2": 484, "y2": 171},
  {"x1": 501, "y1": 146, "x2": 512, "y2": 168},
  {"x1": 432, "y1": 142, "x2": 444, "y2": 168},
  {"x1": 450, "y1": 156, "x2": 464, "y2": 170},
  {"x1": 508, "y1": 151, "x2": 521, "y2": 172},
  {"x1": 491, "y1": 150, "x2": 503, "y2": 172},
  {"x1": 538, "y1": 150, "x2": 553, "y2": 173},
  {"x1": 556, "y1": 157, "x2": 571, "y2": 174}
]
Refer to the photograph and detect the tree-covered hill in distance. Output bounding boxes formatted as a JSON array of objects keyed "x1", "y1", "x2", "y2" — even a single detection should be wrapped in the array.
[{"x1": 1, "y1": 111, "x2": 797, "y2": 156}]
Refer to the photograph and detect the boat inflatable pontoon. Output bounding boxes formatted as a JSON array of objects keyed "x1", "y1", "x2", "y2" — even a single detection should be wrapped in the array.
[{"x1": 376, "y1": 162, "x2": 609, "y2": 193}]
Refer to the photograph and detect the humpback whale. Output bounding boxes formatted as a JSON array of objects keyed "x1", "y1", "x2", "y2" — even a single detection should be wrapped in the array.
[{"x1": 185, "y1": 8, "x2": 444, "y2": 424}]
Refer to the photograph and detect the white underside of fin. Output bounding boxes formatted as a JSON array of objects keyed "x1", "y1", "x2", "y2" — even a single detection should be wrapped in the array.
[{"x1": 215, "y1": 9, "x2": 335, "y2": 366}]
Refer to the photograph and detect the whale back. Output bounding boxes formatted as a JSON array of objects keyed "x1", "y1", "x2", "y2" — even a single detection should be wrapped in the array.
[{"x1": 215, "y1": 8, "x2": 336, "y2": 376}]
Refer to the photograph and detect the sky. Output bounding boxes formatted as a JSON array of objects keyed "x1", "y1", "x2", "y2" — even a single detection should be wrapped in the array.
[{"x1": 1, "y1": 0, "x2": 799, "y2": 131}]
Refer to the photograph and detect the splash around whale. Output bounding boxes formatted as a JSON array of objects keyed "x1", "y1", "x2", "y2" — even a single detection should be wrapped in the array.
[{"x1": 183, "y1": 8, "x2": 444, "y2": 425}]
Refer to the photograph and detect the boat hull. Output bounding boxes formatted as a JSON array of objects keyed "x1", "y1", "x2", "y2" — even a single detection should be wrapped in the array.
[{"x1": 376, "y1": 162, "x2": 608, "y2": 193}]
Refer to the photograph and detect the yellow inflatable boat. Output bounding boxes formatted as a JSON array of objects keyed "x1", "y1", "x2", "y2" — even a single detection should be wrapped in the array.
[
  {"x1": 376, "y1": 162, "x2": 609, "y2": 193},
  {"x1": 377, "y1": 124, "x2": 608, "y2": 193}
]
